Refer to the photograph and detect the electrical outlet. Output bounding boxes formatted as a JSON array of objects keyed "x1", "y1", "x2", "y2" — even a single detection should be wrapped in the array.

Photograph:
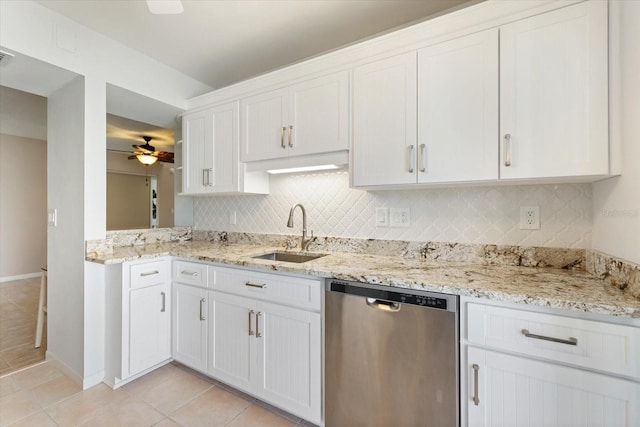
[
  {"x1": 375, "y1": 208, "x2": 389, "y2": 227},
  {"x1": 229, "y1": 211, "x2": 237, "y2": 225},
  {"x1": 390, "y1": 208, "x2": 410, "y2": 227},
  {"x1": 520, "y1": 206, "x2": 540, "y2": 230}
]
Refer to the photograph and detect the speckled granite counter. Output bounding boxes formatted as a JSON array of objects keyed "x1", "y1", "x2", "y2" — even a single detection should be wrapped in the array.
[{"x1": 86, "y1": 240, "x2": 640, "y2": 319}]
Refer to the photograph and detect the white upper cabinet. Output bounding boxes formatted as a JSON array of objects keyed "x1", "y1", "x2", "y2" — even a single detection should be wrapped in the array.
[
  {"x1": 499, "y1": 1, "x2": 608, "y2": 179},
  {"x1": 241, "y1": 71, "x2": 349, "y2": 162},
  {"x1": 352, "y1": 52, "x2": 417, "y2": 186},
  {"x1": 417, "y1": 28, "x2": 499, "y2": 183},
  {"x1": 182, "y1": 101, "x2": 268, "y2": 195}
]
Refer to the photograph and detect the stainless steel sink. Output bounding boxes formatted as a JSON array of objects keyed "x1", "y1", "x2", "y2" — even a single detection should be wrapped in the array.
[{"x1": 252, "y1": 251, "x2": 325, "y2": 263}]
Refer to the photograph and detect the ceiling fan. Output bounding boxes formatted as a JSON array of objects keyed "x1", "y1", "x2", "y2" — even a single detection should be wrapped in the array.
[
  {"x1": 130, "y1": 136, "x2": 174, "y2": 165},
  {"x1": 108, "y1": 136, "x2": 174, "y2": 165}
]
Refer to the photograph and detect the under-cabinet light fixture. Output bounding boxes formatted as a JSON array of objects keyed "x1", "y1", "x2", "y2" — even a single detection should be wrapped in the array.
[{"x1": 266, "y1": 164, "x2": 341, "y2": 175}]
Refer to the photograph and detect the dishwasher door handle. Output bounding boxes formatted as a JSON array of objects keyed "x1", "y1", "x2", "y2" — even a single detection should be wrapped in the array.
[{"x1": 366, "y1": 298, "x2": 400, "y2": 312}]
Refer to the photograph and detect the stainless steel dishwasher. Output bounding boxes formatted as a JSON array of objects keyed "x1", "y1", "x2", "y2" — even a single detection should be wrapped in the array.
[{"x1": 325, "y1": 280, "x2": 459, "y2": 427}]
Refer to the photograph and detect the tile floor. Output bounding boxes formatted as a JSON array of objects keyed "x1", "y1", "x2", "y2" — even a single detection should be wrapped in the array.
[
  {"x1": 0, "y1": 277, "x2": 46, "y2": 376},
  {"x1": 0, "y1": 361, "x2": 318, "y2": 426}
]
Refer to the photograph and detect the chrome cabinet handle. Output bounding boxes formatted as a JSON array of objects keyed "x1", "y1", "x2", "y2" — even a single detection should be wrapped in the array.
[
  {"x1": 288, "y1": 125, "x2": 293, "y2": 148},
  {"x1": 181, "y1": 270, "x2": 198, "y2": 277},
  {"x1": 472, "y1": 364, "x2": 480, "y2": 406},
  {"x1": 140, "y1": 270, "x2": 159, "y2": 277},
  {"x1": 207, "y1": 168, "x2": 213, "y2": 186},
  {"x1": 419, "y1": 143, "x2": 426, "y2": 173},
  {"x1": 504, "y1": 134, "x2": 512, "y2": 167},
  {"x1": 256, "y1": 311, "x2": 262, "y2": 338},
  {"x1": 160, "y1": 291, "x2": 166, "y2": 312},
  {"x1": 199, "y1": 298, "x2": 206, "y2": 321},
  {"x1": 245, "y1": 281, "x2": 266, "y2": 289},
  {"x1": 280, "y1": 126, "x2": 286, "y2": 149},
  {"x1": 248, "y1": 310, "x2": 255, "y2": 336},
  {"x1": 408, "y1": 145, "x2": 415, "y2": 173},
  {"x1": 521, "y1": 329, "x2": 578, "y2": 346}
]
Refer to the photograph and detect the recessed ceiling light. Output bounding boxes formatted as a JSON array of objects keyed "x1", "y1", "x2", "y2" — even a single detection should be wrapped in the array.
[{"x1": 146, "y1": 0, "x2": 184, "y2": 15}]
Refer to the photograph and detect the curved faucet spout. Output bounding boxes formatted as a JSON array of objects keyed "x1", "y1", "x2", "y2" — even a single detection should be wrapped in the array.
[{"x1": 287, "y1": 203, "x2": 314, "y2": 251}]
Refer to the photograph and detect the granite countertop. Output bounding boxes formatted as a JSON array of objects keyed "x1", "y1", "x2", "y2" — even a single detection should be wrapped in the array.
[{"x1": 86, "y1": 240, "x2": 640, "y2": 319}]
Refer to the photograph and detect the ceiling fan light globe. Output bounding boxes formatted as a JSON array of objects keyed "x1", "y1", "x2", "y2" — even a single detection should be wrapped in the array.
[{"x1": 136, "y1": 154, "x2": 158, "y2": 165}]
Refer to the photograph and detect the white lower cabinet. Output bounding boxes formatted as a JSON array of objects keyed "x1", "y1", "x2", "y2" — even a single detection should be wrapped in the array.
[
  {"x1": 105, "y1": 258, "x2": 172, "y2": 388},
  {"x1": 466, "y1": 347, "x2": 639, "y2": 427},
  {"x1": 171, "y1": 261, "x2": 322, "y2": 425},
  {"x1": 462, "y1": 298, "x2": 640, "y2": 427},
  {"x1": 172, "y1": 282, "x2": 208, "y2": 373}
]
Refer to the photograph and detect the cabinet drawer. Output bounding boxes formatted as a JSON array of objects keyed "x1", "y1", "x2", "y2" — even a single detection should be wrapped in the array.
[
  {"x1": 129, "y1": 260, "x2": 169, "y2": 289},
  {"x1": 467, "y1": 303, "x2": 640, "y2": 379},
  {"x1": 211, "y1": 266, "x2": 321, "y2": 311},
  {"x1": 173, "y1": 260, "x2": 208, "y2": 287}
]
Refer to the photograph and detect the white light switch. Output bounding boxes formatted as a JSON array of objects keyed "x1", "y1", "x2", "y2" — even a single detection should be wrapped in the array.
[
  {"x1": 48, "y1": 209, "x2": 57, "y2": 227},
  {"x1": 375, "y1": 208, "x2": 389, "y2": 227}
]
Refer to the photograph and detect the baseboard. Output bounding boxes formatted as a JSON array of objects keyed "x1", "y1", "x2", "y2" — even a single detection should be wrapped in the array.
[
  {"x1": 45, "y1": 351, "x2": 84, "y2": 388},
  {"x1": 0, "y1": 272, "x2": 41, "y2": 282}
]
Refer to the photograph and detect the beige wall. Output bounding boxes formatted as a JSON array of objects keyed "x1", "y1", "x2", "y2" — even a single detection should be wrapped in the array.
[
  {"x1": 106, "y1": 172, "x2": 150, "y2": 230},
  {"x1": 0, "y1": 133, "x2": 47, "y2": 278},
  {"x1": 106, "y1": 151, "x2": 174, "y2": 229}
]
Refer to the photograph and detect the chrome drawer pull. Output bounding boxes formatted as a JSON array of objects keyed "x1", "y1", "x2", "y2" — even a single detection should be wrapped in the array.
[
  {"x1": 472, "y1": 364, "x2": 480, "y2": 406},
  {"x1": 199, "y1": 298, "x2": 206, "y2": 321},
  {"x1": 280, "y1": 126, "x2": 286, "y2": 149},
  {"x1": 160, "y1": 291, "x2": 166, "y2": 312},
  {"x1": 256, "y1": 311, "x2": 262, "y2": 338},
  {"x1": 140, "y1": 270, "x2": 159, "y2": 277},
  {"x1": 245, "y1": 281, "x2": 266, "y2": 289},
  {"x1": 248, "y1": 310, "x2": 255, "y2": 336},
  {"x1": 521, "y1": 329, "x2": 577, "y2": 346},
  {"x1": 181, "y1": 270, "x2": 198, "y2": 277}
]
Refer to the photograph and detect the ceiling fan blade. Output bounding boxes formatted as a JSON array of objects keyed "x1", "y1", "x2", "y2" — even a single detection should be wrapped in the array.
[
  {"x1": 146, "y1": 0, "x2": 184, "y2": 15},
  {"x1": 127, "y1": 155, "x2": 138, "y2": 160},
  {"x1": 132, "y1": 144, "x2": 154, "y2": 154},
  {"x1": 156, "y1": 151, "x2": 175, "y2": 163}
]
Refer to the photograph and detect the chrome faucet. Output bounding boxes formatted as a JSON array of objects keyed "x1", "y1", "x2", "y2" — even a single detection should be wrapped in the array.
[{"x1": 287, "y1": 203, "x2": 314, "y2": 251}]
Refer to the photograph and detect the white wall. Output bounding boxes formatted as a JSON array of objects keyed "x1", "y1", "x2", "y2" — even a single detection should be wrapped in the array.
[
  {"x1": 47, "y1": 76, "x2": 86, "y2": 379},
  {"x1": 0, "y1": 86, "x2": 47, "y2": 140},
  {"x1": 592, "y1": 1, "x2": 640, "y2": 265},
  {"x1": 0, "y1": 134, "x2": 47, "y2": 279},
  {"x1": 194, "y1": 172, "x2": 592, "y2": 249}
]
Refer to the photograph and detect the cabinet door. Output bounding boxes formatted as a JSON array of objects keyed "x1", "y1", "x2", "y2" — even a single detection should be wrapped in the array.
[
  {"x1": 182, "y1": 109, "x2": 213, "y2": 194},
  {"x1": 172, "y1": 283, "x2": 208, "y2": 372},
  {"x1": 500, "y1": 1, "x2": 608, "y2": 179},
  {"x1": 256, "y1": 300, "x2": 322, "y2": 424},
  {"x1": 466, "y1": 347, "x2": 640, "y2": 427},
  {"x1": 288, "y1": 71, "x2": 349, "y2": 157},
  {"x1": 418, "y1": 29, "x2": 499, "y2": 183},
  {"x1": 208, "y1": 291, "x2": 255, "y2": 393},
  {"x1": 128, "y1": 283, "x2": 171, "y2": 376},
  {"x1": 209, "y1": 101, "x2": 239, "y2": 193},
  {"x1": 241, "y1": 88, "x2": 288, "y2": 162},
  {"x1": 353, "y1": 52, "x2": 418, "y2": 186}
]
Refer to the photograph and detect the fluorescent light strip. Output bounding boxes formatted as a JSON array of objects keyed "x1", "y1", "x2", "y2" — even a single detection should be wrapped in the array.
[
  {"x1": 266, "y1": 164, "x2": 341, "y2": 175},
  {"x1": 146, "y1": 0, "x2": 184, "y2": 15}
]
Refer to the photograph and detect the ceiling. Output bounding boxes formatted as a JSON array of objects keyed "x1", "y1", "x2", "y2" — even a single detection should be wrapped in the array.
[{"x1": 37, "y1": 0, "x2": 475, "y2": 89}]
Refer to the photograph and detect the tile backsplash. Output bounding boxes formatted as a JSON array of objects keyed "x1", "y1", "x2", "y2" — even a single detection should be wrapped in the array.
[{"x1": 193, "y1": 171, "x2": 592, "y2": 249}]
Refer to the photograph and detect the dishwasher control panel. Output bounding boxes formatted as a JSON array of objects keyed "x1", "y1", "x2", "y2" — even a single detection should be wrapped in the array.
[{"x1": 329, "y1": 280, "x2": 456, "y2": 312}]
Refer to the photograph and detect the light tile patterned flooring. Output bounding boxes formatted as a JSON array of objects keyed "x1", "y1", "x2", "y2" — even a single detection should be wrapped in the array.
[
  {"x1": 0, "y1": 278, "x2": 46, "y2": 376},
  {"x1": 1, "y1": 357, "x2": 317, "y2": 427}
]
